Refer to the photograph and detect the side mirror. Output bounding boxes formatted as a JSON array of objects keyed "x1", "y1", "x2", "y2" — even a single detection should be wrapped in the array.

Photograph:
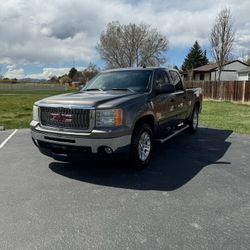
[{"x1": 155, "y1": 84, "x2": 175, "y2": 94}]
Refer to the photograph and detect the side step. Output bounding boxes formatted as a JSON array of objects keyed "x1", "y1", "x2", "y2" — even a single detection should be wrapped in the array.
[{"x1": 156, "y1": 125, "x2": 189, "y2": 144}]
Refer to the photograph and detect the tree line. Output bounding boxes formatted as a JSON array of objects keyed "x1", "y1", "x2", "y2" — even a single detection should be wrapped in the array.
[
  {"x1": 97, "y1": 8, "x2": 249, "y2": 82},
  {"x1": 49, "y1": 8, "x2": 249, "y2": 85},
  {"x1": 50, "y1": 63, "x2": 99, "y2": 85}
]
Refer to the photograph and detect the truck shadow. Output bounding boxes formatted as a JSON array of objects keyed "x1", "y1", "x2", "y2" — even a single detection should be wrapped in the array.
[{"x1": 49, "y1": 127, "x2": 232, "y2": 191}]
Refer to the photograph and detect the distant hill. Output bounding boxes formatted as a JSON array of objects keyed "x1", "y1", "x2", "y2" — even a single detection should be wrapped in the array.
[{"x1": 19, "y1": 78, "x2": 47, "y2": 83}]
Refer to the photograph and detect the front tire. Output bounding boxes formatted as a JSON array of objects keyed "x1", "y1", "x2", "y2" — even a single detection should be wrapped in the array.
[{"x1": 130, "y1": 123, "x2": 153, "y2": 170}]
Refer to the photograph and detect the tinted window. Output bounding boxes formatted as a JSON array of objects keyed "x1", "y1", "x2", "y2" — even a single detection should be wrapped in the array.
[
  {"x1": 84, "y1": 70, "x2": 152, "y2": 92},
  {"x1": 154, "y1": 70, "x2": 170, "y2": 89},
  {"x1": 170, "y1": 71, "x2": 183, "y2": 91}
]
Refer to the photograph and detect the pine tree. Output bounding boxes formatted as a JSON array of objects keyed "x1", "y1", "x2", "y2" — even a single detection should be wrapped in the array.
[
  {"x1": 181, "y1": 41, "x2": 209, "y2": 72},
  {"x1": 68, "y1": 67, "x2": 77, "y2": 80}
]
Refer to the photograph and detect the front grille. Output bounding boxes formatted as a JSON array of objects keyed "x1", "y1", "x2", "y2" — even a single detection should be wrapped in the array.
[{"x1": 40, "y1": 107, "x2": 90, "y2": 130}]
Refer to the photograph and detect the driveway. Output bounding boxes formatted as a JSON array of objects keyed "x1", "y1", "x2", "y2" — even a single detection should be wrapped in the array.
[{"x1": 0, "y1": 128, "x2": 249, "y2": 249}]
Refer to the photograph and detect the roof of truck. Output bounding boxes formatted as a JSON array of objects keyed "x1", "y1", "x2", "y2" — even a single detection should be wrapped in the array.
[{"x1": 102, "y1": 67, "x2": 175, "y2": 73}]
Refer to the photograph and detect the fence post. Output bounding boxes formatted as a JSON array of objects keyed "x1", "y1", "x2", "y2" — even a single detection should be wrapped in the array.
[
  {"x1": 242, "y1": 80, "x2": 246, "y2": 103},
  {"x1": 220, "y1": 81, "x2": 224, "y2": 101},
  {"x1": 211, "y1": 81, "x2": 214, "y2": 100}
]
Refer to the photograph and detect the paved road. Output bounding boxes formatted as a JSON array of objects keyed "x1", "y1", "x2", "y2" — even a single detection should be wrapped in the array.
[{"x1": 0, "y1": 128, "x2": 249, "y2": 249}]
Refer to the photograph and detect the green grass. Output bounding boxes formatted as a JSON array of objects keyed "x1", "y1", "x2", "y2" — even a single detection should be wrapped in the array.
[
  {"x1": 200, "y1": 101, "x2": 250, "y2": 135},
  {"x1": 0, "y1": 90, "x2": 250, "y2": 135},
  {"x1": 0, "y1": 90, "x2": 69, "y2": 129}
]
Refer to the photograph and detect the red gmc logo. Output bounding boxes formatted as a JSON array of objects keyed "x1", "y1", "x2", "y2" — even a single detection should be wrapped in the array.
[{"x1": 50, "y1": 113, "x2": 72, "y2": 123}]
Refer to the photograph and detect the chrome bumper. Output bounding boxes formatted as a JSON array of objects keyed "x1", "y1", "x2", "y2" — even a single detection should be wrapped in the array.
[{"x1": 30, "y1": 121, "x2": 131, "y2": 153}]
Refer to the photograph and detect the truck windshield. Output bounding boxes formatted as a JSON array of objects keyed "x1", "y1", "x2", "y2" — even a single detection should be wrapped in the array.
[{"x1": 83, "y1": 70, "x2": 152, "y2": 92}]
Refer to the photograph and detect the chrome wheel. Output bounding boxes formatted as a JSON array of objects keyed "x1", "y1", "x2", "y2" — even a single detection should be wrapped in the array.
[
  {"x1": 193, "y1": 109, "x2": 198, "y2": 128},
  {"x1": 138, "y1": 131, "x2": 151, "y2": 161}
]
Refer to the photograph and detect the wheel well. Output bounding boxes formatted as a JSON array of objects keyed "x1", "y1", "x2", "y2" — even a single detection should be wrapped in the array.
[{"x1": 133, "y1": 115, "x2": 155, "y2": 133}]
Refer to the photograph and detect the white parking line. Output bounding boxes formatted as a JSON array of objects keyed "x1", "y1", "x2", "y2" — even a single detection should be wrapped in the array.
[{"x1": 0, "y1": 129, "x2": 18, "y2": 149}]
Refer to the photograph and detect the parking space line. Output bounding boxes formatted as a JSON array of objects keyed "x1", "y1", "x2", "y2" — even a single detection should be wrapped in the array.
[{"x1": 0, "y1": 129, "x2": 18, "y2": 149}]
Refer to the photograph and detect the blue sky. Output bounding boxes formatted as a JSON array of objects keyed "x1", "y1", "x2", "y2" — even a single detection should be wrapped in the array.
[{"x1": 0, "y1": 0, "x2": 249, "y2": 79}]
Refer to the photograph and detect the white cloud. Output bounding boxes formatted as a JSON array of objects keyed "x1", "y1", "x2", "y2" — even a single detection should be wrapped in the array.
[
  {"x1": 3, "y1": 65, "x2": 25, "y2": 79},
  {"x1": 0, "y1": 0, "x2": 249, "y2": 69},
  {"x1": 25, "y1": 67, "x2": 85, "y2": 79},
  {"x1": 3, "y1": 65, "x2": 86, "y2": 80}
]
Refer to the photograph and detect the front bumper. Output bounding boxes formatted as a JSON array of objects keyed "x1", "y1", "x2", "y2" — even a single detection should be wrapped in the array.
[{"x1": 30, "y1": 121, "x2": 131, "y2": 158}]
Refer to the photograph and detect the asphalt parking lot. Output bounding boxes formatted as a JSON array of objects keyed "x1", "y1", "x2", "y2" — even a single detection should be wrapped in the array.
[{"x1": 0, "y1": 128, "x2": 249, "y2": 249}]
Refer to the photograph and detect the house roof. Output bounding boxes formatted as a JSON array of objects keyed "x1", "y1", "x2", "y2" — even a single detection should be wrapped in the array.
[
  {"x1": 238, "y1": 66, "x2": 250, "y2": 73},
  {"x1": 193, "y1": 60, "x2": 248, "y2": 72},
  {"x1": 193, "y1": 63, "x2": 218, "y2": 71}
]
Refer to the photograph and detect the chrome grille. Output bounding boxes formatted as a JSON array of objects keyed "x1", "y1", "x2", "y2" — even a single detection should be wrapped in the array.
[{"x1": 40, "y1": 106, "x2": 90, "y2": 130}]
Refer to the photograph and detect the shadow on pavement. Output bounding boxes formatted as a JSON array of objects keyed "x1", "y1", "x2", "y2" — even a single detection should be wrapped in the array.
[{"x1": 49, "y1": 127, "x2": 232, "y2": 191}]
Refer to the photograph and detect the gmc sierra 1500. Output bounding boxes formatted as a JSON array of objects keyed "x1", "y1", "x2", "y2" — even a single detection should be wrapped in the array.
[{"x1": 31, "y1": 67, "x2": 202, "y2": 169}]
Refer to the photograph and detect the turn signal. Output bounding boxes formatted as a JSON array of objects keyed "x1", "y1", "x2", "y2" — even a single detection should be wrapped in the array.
[{"x1": 114, "y1": 109, "x2": 123, "y2": 127}]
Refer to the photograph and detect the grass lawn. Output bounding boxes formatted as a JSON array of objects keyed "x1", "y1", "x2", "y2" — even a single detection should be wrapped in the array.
[
  {"x1": 0, "y1": 90, "x2": 250, "y2": 135},
  {"x1": 201, "y1": 101, "x2": 250, "y2": 135},
  {"x1": 0, "y1": 90, "x2": 68, "y2": 129}
]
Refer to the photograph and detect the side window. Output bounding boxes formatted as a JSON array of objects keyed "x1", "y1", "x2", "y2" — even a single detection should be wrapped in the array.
[
  {"x1": 162, "y1": 71, "x2": 171, "y2": 85},
  {"x1": 154, "y1": 70, "x2": 170, "y2": 88},
  {"x1": 170, "y1": 71, "x2": 183, "y2": 91}
]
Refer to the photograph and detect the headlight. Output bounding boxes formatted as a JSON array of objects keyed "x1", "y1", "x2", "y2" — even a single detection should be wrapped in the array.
[
  {"x1": 33, "y1": 105, "x2": 39, "y2": 122},
  {"x1": 96, "y1": 109, "x2": 123, "y2": 127}
]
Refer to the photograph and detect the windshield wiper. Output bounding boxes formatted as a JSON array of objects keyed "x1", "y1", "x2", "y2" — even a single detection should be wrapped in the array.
[
  {"x1": 110, "y1": 88, "x2": 135, "y2": 93},
  {"x1": 85, "y1": 88, "x2": 103, "y2": 91}
]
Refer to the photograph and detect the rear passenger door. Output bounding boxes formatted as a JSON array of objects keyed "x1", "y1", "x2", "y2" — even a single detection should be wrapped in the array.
[
  {"x1": 169, "y1": 70, "x2": 187, "y2": 121},
  {"x1": 152, "y1": 70, "x2": 178, "y2": 127}
]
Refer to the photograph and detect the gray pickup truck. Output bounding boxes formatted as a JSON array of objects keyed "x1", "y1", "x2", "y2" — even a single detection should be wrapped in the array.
[{"x1": 31, "y1": 67, "x2": 202, "y2": 169}]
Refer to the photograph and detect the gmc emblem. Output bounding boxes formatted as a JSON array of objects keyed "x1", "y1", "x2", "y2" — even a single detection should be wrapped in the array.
[{"x1": 50, "y1": 113, "x2": 72, "y2": 123}]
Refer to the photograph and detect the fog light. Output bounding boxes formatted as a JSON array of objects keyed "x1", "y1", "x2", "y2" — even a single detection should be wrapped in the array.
[{"x1": 104, "y1": 146, "x2": 113, "y2": 155}]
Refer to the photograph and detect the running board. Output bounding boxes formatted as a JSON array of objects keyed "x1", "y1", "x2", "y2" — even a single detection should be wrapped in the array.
[{"x1": 156, "y1": 125, "x2": 189, "y2": 144}]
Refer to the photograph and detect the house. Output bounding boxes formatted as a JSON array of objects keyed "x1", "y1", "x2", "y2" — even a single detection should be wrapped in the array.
[
  {"x1": 192, "y1": 60, "x2": 248, "y2": 81},
  {"x1": 238, "y1": 66, "x2": 250, "y2": 81}
]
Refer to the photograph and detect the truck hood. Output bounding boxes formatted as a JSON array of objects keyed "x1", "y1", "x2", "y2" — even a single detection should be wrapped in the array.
[{"x1": 38, "y1": 90, "x2": 142, "y2": 108}]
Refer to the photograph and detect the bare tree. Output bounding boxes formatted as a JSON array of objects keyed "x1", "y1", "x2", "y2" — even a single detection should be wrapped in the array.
[
  {"x1": 245, "y1": 50, "x2": 250, "y2": 65},
  {"x1": 210, "y1": 8, "x2": 235, "y2": 84},
  {"x1": 97, "y1": 22, "x2": 168, "y2": 68},
  {"x1": 238, "y1": 49, "x2": 250, "y2": 65},
  {"x1": 82, "y1": 62, "x2": 99, "y2": 83}
]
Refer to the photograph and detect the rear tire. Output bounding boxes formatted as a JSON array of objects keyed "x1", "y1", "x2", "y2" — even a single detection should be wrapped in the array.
[
  {"x1": 129, "y1": 123, "x2": 153, "y2": 170},
  {"x1": 187, "y1": 106, "x2": 199, "y2": 133}
]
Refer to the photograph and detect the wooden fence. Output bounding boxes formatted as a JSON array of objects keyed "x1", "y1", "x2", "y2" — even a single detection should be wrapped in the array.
[{"x1": 185, "y1": 80, "x2": 250, "y2": 103}]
